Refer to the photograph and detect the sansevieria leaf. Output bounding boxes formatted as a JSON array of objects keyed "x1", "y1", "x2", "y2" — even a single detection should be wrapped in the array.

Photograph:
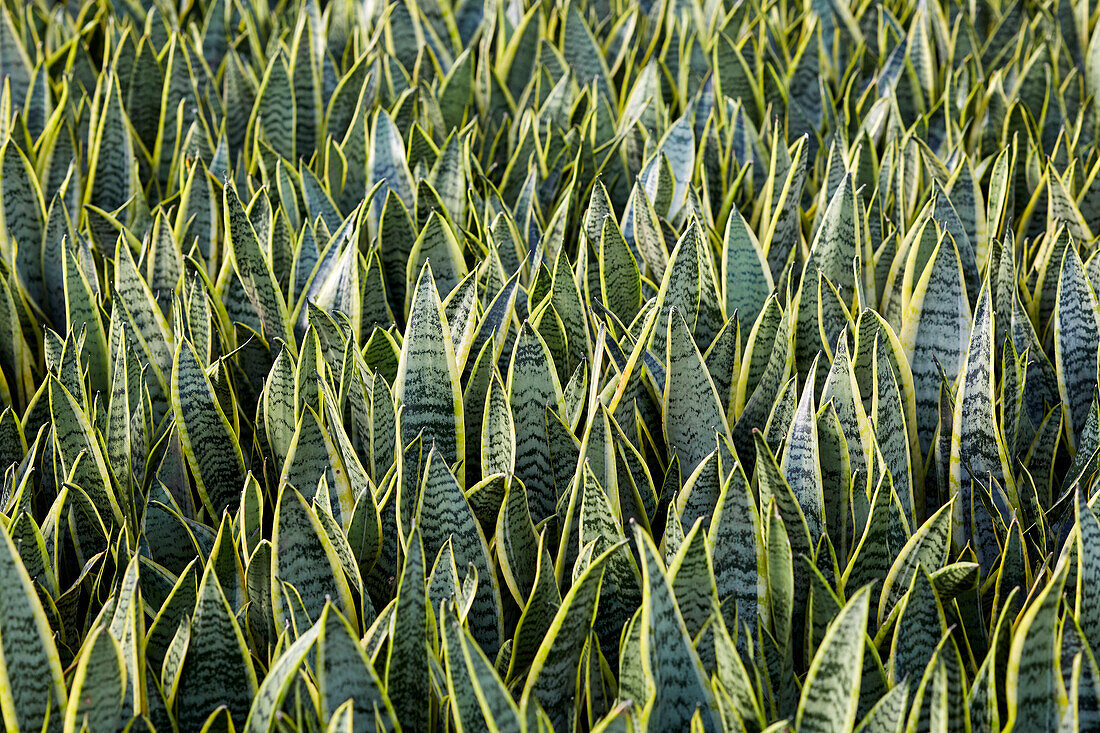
[
  {"x1": 795, "y1": 587, "x2": 871, "y2": 733},
  {"x1": 172, "y1": 339, "x2": 246, "y2": 515},
  {"x1": 522, "y1": 541, "x2": 614, "y2": 731},
  {"x1": 174, "y1": 561, "x2": 257, "y2": 730},
  {"x1": 664, "y1": 308, "x2": 732, "y2": 474},
  {"x1": 1055, "y1": 244, "x2": 1100, "y2": 448},
  {"x1": 272, "y1": 484, "x2": 358, "y2": 628},
  {"x1": 63, "y1": 627, "x2": 125, "y2": 733},
  {"x1": 395, "y1": 265, "x2": 465, "y2": 484},
  {"x1": 636, "y1": 524, "x2": 720, "y2": 731},
  {"x1": 949, "y1": 284, "x2": 1015, "y2": 553},
  {"x1": 508, "y1": 322, "x2": 567, "y2": 521},
  {"x1": 317, "y1": 604, "x2": 397, "y2": 728},
  {"x1": 0, "y1": 519, "x2": 67, "y2": 732},
  {"x1": 901, "y1": 235, "x2": 971, "y2": 450},
  {"x1": 1005, "y1": 557, "x2": 1069, "y2": 730},
  {"x1": 386, "y1": 527, "x2": 432, "y2": 732},
  {"x1": 225, "y1": 183, "x2": 296, "y2": 349}
]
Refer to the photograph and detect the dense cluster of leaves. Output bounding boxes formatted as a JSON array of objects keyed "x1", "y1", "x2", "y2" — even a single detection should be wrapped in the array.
[{"x1": 4, "y1": 0, "x2": 1100, "y2": 729}]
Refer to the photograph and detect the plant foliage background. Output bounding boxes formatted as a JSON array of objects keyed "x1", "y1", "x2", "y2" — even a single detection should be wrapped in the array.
[{"x1": 1, "y1": 0, "x2": 1100, "y2": 729}]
